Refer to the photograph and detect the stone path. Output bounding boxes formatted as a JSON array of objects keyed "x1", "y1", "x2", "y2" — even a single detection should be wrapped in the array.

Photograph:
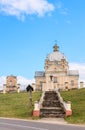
[{"x1": 37, "y1": 118, "x2": 67, "y2": 124}]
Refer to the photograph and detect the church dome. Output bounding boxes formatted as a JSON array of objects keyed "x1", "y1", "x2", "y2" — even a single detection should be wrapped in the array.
[{"x1": 46, "y1": 44, "x2": 67, "y2": 62}]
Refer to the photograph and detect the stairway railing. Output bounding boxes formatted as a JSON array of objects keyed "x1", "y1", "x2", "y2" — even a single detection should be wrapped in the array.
[
  {"x1": 39, "y1": 91, "x2": 45, "y2": 109},
  {"x1": 56, "y1": 89, "x2": 72, "y2": 116}
]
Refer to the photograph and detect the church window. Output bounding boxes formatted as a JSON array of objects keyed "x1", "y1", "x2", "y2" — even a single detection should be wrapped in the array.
[
  {"x1": 10, "y1": 80, "x2": 12, "y2": 86},
  {"x1": 54, "y1": 77, "x2": 57, "y2": 83},
  {"x1": 71, "y1": 80, "x2": 74, "y2": 86},
  {"x1": 40, "y1": 82, "x2": 42, "y2": 87},
  {"x1": 65, "y1": 82, "x2": 68, "y2": 84},
  {"x1": 65, "y1": 86, "x2": 68, "y2": 89},
  {"x1": 65, "y1": 82, "x2": 68, "y2": 89}
]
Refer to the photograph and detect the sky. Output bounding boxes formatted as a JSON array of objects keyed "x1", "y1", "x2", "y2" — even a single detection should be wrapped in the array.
[{"x1": 0, "y1": 0, "x2": 85, "y2": 85}]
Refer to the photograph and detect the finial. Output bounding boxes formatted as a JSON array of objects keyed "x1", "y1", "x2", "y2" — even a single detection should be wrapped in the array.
[{"x1": 53, "y1": 40, "x2": 59, "y2": 52}]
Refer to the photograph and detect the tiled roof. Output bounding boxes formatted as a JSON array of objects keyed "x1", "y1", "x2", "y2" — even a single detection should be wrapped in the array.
[{"x1": 67, "y1": 70, "x2": 79, "y2": 76}]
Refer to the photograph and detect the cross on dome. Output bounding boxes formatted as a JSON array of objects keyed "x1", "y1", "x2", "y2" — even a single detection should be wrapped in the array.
[{"x1": 53, "y1": 43, "x2": 59, "y2": 52}]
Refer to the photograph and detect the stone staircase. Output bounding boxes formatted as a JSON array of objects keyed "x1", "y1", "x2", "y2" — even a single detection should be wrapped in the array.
[{"x1": 40, "y1": 91, "x2": 65, "y2": 118}]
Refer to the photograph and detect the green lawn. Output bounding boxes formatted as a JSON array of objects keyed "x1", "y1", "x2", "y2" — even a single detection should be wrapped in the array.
[
  {"x1": 61, "y1": 88, "x2": 85, "y2": 124},
  {"x1": 0, "y1": 89, "x2": 85, "y2": 124},
  {"x1": 0, "y1": 92, "x2": 41, "y2": 119}
]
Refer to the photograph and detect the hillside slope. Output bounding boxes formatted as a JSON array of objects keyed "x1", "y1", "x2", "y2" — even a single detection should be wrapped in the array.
[{"x1": 61, "y1": 88, "x2": 85, "y2": 124}]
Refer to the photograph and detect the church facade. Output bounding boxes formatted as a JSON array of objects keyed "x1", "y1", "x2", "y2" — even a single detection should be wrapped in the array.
[
  {"x1": 35, "y1": 44, "x2": 79, "y2": 91},
  {"x1": 3, "y1": 75, "x2": 21, "y2": 93}
]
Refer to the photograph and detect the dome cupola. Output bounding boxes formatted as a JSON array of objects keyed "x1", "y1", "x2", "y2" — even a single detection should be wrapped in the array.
[{"x1": 46, "y1": 44, "x2": 67, "y2": 62}]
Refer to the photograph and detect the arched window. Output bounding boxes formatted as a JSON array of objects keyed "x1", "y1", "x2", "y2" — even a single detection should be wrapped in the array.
[{"x1": 10, "y1": 80, "x2": 12, "y2": 86}]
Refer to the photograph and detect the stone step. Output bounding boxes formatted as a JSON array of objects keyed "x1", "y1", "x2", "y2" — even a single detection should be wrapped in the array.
[
  {"x1": 40, "y1": 113, "x2": 65, "y2": 118},
  {"x1": 42, "y1": 100, "x2": 61, "y2": 107},
  {"x1": 44, "y1": 93, "x2": 58, "y2": 96},
  {"x1": 40, "y1": 91, "x2": 65, "y2": 118},
  {"x1": 44, "y1": 92, "x2": 58, "y2": 94},
  {"x1": 40, "y1": 107, "x2": 64, "y2": 113},
  {"x1": 41, "y1": 107, "x2": 62, "y2": 109},
  {"x1": 44, "y1": 92, "x2": 58, "y2": 95},
  {"x1": 40, "y1": 107, "x2": 65, "y2": 118},
  {"x1": 44, "y1": 96, "x2": 58, "y2": 100},
  {"x1": 45, "y1": 91, "x2": 56, "y2": 93}
]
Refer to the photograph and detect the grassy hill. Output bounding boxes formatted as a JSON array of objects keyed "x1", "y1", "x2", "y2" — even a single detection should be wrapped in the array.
[
  {"x1": 61, "y1": 88, "x2": 85, "y2": 124},
  {"x1": 0, "y1": 89, "x2": 85, "y2": 124},
  {"x1": 0, "y1": 92, "x2": 41, "y2": 119}
]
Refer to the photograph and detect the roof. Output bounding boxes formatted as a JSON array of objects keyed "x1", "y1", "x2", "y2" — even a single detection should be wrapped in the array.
[
  {"x1": 35, "y1": 71, "x2": 45, "y2": 77},
  {"x1": 46, "y1": 44, "x2": 67, "y2": 62},
  {"x1": 67, "y1": 70, "x2": 79, "y2": 76},
  {"x1": 46, "y1": 51, "x2": 67, "y2": 62}
]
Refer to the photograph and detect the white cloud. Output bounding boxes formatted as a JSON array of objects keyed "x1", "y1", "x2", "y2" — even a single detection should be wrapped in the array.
[
  {"x1": 17, "y1": 76, "x2": 35, "y2": 90},
  {"x1": 0, "y1": 76, "x2": 6, "y2": 90},
  {"x1": 0, "y1": 63, "x2": 85, "y2": 90},
  {"x1": 60, "y1": 8, "x2": 68, "y2": 15},
  {"x1": 0, "y1": 76, "x2": 35, "y2": 90},
  {"x1": 69, "y1": 63, "x2": 85, "y2": 83},
  {"x1": 56, "y1": 1, "x2": 68, "y2": 15},
  {"x1": 56, "y1": 1, "x2": 62, "y2": 9},
  {"x1": 17, "y1": 76, "x2": 35, "y2": 85},
  {"x1": 0, "y1": 0, "x2": 54, "y2": 19}
]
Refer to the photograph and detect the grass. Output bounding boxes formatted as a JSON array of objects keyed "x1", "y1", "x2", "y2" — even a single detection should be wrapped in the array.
[
  {"x1": 60, "y1": 88, "x2": 85, "y2": 124},
  {"x1": 0, "y1": 89, "x2": 85, "y2": 124},
  {"x1": 0, "y1": 91, "x2": 41, "y2": 119}
]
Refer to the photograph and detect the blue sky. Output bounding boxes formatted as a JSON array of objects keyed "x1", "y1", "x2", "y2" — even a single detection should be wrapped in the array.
[{"x1": 0, "y1": 0, "x2": 85, "y2": 81}]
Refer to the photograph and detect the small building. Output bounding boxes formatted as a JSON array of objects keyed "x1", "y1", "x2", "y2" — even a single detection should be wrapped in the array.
[
  {"x1": 3, "y1": 75, "x2": 20, "y2": 93},
  {"x1": 35, "y1": 44, "x2": 79, "y2": 91}
]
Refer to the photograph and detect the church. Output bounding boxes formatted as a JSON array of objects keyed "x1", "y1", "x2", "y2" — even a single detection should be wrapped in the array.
[
  {"x1": 35, "y1": 44, "x2": 79, "y2": 91},
  {"x1": 3, "y1": 75, "x2": 21, "y2": 93}
]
